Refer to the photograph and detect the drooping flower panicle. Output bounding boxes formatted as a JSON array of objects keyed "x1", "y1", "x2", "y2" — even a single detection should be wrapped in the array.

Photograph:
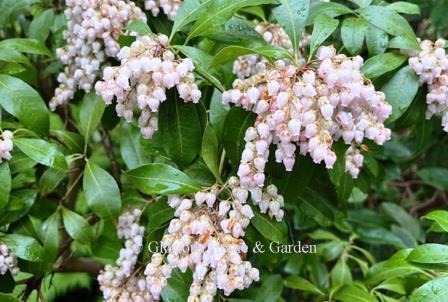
[
  {"x1": 0, "y1": 130, "x2": 13, "y2": 163},
  {"x1": 145, "y1": 0, "x2": 182, "y2": 21},
  {"x1": 0, "y1": 242, "x2": 19, "y2": 277},
  {"x1": 224, "y1": 46, "x2": 392, "y2": 188}
]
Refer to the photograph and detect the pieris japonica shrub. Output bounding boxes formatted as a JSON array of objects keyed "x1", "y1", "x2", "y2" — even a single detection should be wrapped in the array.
[{"x1": 1, "y1": 0, "x2": 448, "y2": 301}]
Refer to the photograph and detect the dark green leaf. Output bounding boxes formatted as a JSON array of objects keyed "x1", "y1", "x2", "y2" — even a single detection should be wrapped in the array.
[
  {"x1": 417, "y1": 168, "x2": 448, "y2": 190},
  {"x1": 39, "y1": 168, "x2": 66, "y2": 195},
  {"x1": 126, "y1": 163, "x2": 201, "y2": 195},
  {"x1": 0, "y1": 162, "x2": 11, "y2": 210},
  {"x1": 0, "y1": 75, "x2": 49, "y2": 134},
  {"x1": 201, "y1": 124, "x2": 221, "y2": 182},
  {"x1": 211, "y1": 45, "x2": 292, "y2": 67},
  {"x1": 256, "y1": 274, "x2": 283, "y2": 302},
  {"x1": 307, "y1": 2, "x2": 353, "y2": 25},
  {"x1": 62, "y1": 207, "x2": 94, "y2": 244},
  {"x1": 161, "y1": 269, "x2": 192, "y2": 302},
  {"x1": 284, "y1": 276, "x2": 324, "y2": 295},
  {"x1": 39, "y1": 212, "x2": 60, "y2": 262},
  {"x1": 0, "y1": 189, "x2": 36, "y2": 226},
  {"x1": 251, "y1": 209, "x2": 288, "y2": 243},
  {"x1": 15, "y1": 138, "x2": 67, "y2": 170},
  {"x1": 334, "y1": 284, "x2": 376, "y2": 302},
  {"x1": 272, "y1": 0, "x2": 310, "y2": 54},
  {"x1": 83, "y1": 161, "x2": 121, "y2": 219},
  {"x1": 0, "y1": 271, "x2": 15, "y2": 293},
  {"x1": 310, "y1": 14, "x2": 339, "y2": 58},
  {"x1": 381, "y1": 66, "x2": 419, "y2": 123},
  {"x1": 0, "y1": 294, "x2": 20, "y2": 302},
  {"x1": 79, "y1": 92, "x2": 106, "y2": 142},
  {"x1": 362, "y1": 53, "x2": 407, "y2": 78},
  {"x1": 341, "y1": 17, "x2": 368, "y2": 55},
  {"x1": 146, "y1": 199, "x2": 175, "y2": 230},
  {"x1": 1, "y1": 234, "x2": 44, "y2": 262}
]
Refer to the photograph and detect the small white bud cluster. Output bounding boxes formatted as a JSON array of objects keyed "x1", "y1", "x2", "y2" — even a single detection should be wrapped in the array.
[
  {"x1": 51, "y1": 0, "x2": 146, "y2": 110},
  {"x1": 409, "y1": 39, "x2": 448, "y2": 132},
  {"x1": 224, "y1": 45, "x2": 392, "y2": 185},
  {"x1": 145, "y1": 0, "x2": 182, "y2": 21},
  {"x1": 95, "y1": 34, "x2": 201, "y2": 139},
  {"x1": 0, "y1": 130, "x2": 13, "y2": 163},
  {"x1": 0, "y1": 242, "x2": 19, "y2": 276},
  {"x1": 233, "y1": 23, "x2": 293, "y2": 80},
  {"x1": 98, "y1": 209, "x2": 146, "y2": 301},
  {"x1": 344, "y1": 146, "x2": 364, "y2": 178}
]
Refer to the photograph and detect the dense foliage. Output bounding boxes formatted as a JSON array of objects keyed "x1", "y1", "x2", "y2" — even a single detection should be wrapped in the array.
[{"x1": 0, "y1": 0, "x2": 448, "y2": 301}]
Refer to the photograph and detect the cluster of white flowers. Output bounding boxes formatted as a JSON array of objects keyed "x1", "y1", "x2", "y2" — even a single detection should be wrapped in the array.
[
  {"x1": 98, "y1": 209, "x2": 146, "y2": 301},
  {"x1": 145, "y1": 0, "x2": 182, "y2": 21},
  {"x1": 0, "y1": 130, "x2": 13, "y2": 163},
  {"x1": 224, "y1": 46, "x2": 392, "y2": 185},
  {"x1": 0, "y1": 242, "x2": 19, "y2": 276},
  {"x1": 95, "y1": 33, "x2": 201, "y2": 139},
  {"x1": 409, "y1": 39, "x2": 448, "y2": 132},
  {"x1": 51, "y1": 0, "x2": 146, "y2": 110},
  {"x1": 233, "y1": 23, "x2": 293, "y2": 80}
]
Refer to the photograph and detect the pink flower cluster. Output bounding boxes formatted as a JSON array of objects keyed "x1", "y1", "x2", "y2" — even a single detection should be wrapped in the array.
[
  {"x1": 0, "y1": 130, "x2": 13, "y2": 163},
  {"x1": 233, "y1": 23, "x2": 293, "y2": 80},
  {"x1": 51, "y1": 0, "x2": 145, "y2": 110},
  {"x1": 145, "y1": 0, "x2": 182, "y2": 21},
  {"x1": 0, "y1": 242, "x2": 19, "y2": 276},
  {"x1": 223, "y1": 46, "x2": 392, "y2": 186},
  {"x1": 409, "y1": 39, "x2": 448, "y2": 132},
  {"x1": 95, "y1": 34, "x2": 201, "y2": 139}
]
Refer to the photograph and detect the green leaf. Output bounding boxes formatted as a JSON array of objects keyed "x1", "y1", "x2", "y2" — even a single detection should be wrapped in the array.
[
  {"x1": 334, "y1": 284, "x2": 376, "y2": 302},
  {"x1": 366, "y1": 25, "x2": 388, "y2": 56},
  {"x1": 0, "y1": 189, "x2": 36, "y2": 226},
  {"x1": 39, "y1": 168, "x2": 66, "y2": 195},
  {"x1": 310, "y1": 14, "x2": 339, "y2": 58},
  {"x1": 29, "y1": 9, "x2": 54, "y2": 42},
  {"x1": 146, "y1": 199, "x2": 175, "y2": 230},
  {"x1": 417, "y1": 168, "x2": 448, "y2": 190},
  {"x1": 201, "y1": 124, "x2": 221, "y2": 182},
  {"x1": 251, "y1": 209, "x2": 288, "y2": 243},
  {"x1": 297, "y1": 187, "x2": 337, "y2": 226},
  {"x1": 423, "y1": 210, "x2": 448, "y2": 232},
  {"x1": 204, "y1": 17, "x2": 264, "y2": 44},
  {"x1": 125, "y1": 19, "x2": 151, "y2": 35},
  {"x1": 126, "y1": 163, "x2": 201, "y2": 195},
  {"x1": 62, "y1": 207, "x2": 94, "y2": 245},
  {"x1": 52, "y1": 130, "x2": 84, "y2": 153},
  {"x1": 0, "y1": 38, "x2": 51, "y2": 56},
  {"x1": 120, "y1": 123, "x2": 151, "y2": 169},
  {"x1": 359, "y1": 6, "x2": 419, "y2": 50},
  {"x1": 39, "y1": 212, "x2": 60, "y2": 262},
  {"x1": 388, "y1": 35, "x2": 421, "y2": 51},
  {"x1": 79, "y1": 92, "x2": 105, "y2": 142},
  {"x1": 0, "y1": 75, "x2": 49, "y2": 134},
  {"x1": 0, "y1": 46, "x2": 32, "y2": 67},
  {"x1": 407, "y1": 244, "x2": 448, "y2": 264},
  {"x1": 387, "y1": 2, "x2": 420, "y2": 15},
  {"x1": 361, "y1": 53, "x2": 407, "y2": 78},
  {"x1": 209, "y1": 89, "x2": 229, "y2": 141},
  {"x1": 284, "y1": 276, "x2": 324, "y2": 295},
  {"x1": 174, "y1": 45, "x2": 225, "y2": 91},
  {"x1": 211, "y1": 45, "x2": 292, "y2": 67},
  {"x1": 307, "y1": 2, "x2": 353, "y2": 25},
  {"x1": 187, "y1": 0, "x2": 277, "y2": 40},
  {"x1": 0, "y1": 271, "x2": 15, "y2": 293},
  {"x1": 15, "y1": 138, "x2": 67, "y2": 170},
  {"x1": 381, "y1": 66, "x2": 419, "y2": 123},
  {"x1": 382, "y1": 202, "x2": 423, "y2": 242},
  {"x1": 159, "y1": 93, "x2": 203, "y2": 167},
  {"x1": 256, "y1": 274, "x2": 283, "y2": 302},
  {"x1": 171, "y1": 0, "x2": 206, "y2": 37},
  {"x1": 410, "y1": 276, "x2": 448, "y2": 302},
  {"x1": 1, "y1": 234, "x2": 44, "y2": 262},
  {"x1": 272, "y1": 0, "x2": 310, "y2": 54},
  {"x1": 331, "y1": 258, "x2": 353, "y2": 289},
  {"x1": 341, "y1": 17, "x2": 368, "y2": 55},
  {"x1": 347, "y1": 0, "x2": 372, "y2": 7},
  {"x1": 0, "y1": 162, "x2": 11, "y2": 210},
  {"x1": 0, "y1": 294, "x2": 21, "y2": 302},
  {"x1": 83, "y1": 161, "x2": 121, "y2": 219},
  {"x1": 161, "y1": 269, "x2": 192, "y2": 302},
  {"x1": 222, "y1": 107, "x2": 256, "y2": 166}
]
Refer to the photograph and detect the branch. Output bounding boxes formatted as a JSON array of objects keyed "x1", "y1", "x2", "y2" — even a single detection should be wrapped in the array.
[{"x1": 100, "y1": 127, "x2": 121, "y2": 185}]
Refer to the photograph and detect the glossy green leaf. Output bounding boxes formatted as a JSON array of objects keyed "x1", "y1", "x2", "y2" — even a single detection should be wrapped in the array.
[
  {"x1": 423, "y1": 210, "x2": 448, "y2": 232},
  {"x1": 306, "y1": 2, "x2": 353, "y2": 25},
  {"x1": 146, "y1": 199, "x2": 175, "y2": 230},
  {"x1": 29, "y1": 9, "x2": 54, "y2": 42},
  {"x1": 1, "y1": 234, "x2": 44, "y2": 262},
  {"x1": 387, "y1": 2, "x2": 420, "y2": 15},
  {"x1": 161, "y1": 269, "x2": 192, "y2": 302},
  {"x1": 62, "y1": 207, "x2": 94, "y2": 244},
  {"x1": 0, "y1": 162, "x2": 11, "y2": 210},
  {"x1": 407, "y1": 244, "x2": 448, "y2": 264},
  {"x1": 256, "y1": 274, "x2": 283, "y2": 302},
  {"x1": 39, "y1": 212, "x2": 60, "y2": 262},
  {"x1": 0, "y1": 38, "x2": 51, "y2": 56},
  {"x1": 331, "y1": 258, "x2": 352, "y2": 289},
  {"x1": 0, "y1": 189, "x2": 36, "y2": 226},
  {"x1": 410, "y1": 276, "x2": 448, "y2": 302},
  {"x1": 0, "y1": 46, "x2": 32, "y2": 67},
  {"x1": 15, "y1": 138, "x2": 67, "y2": 170},
  {"x1": 361, "y1": 53, "x2": 407, "y2": 78},
  {"x1": 251, "y1": 209, "x2": 288, "y2": 243},
  {"x1": 126, "y1": 163, "x2": 201, "y2": 195},
  {"x1": 341, "y1": 17, "x2": 368, "y2": 55},
  {"x1": 39, "y1": 168, "x2": 66, "y2": 195},
  {"x1": 120, "y1": 123, "x2": 151, "y2": 169},
  {"x1": 222, "y1": 107, "x2": 256, "y2": 166},
  {"x1": 79, "y1": 92, "x2": 106, "y2": 142},
  {"x1": 310, "y1": 14, "x2": 339, "y2": 58},
  {"x1": 125, "y1": 19, "x2": 151, "y2": 35},
  {"x1": 284, "y1": 276, "x2": 324, "y2": 295},
  {"x1": 83, "y1": 161, "x2": 121, "y2": 219},
  {"x1": 334, "y1": 284, "x2": 376, "y2": 302},
  {"x1": 201, "y1": 124, "x2": 221, "y2": 182},
  {"x1": 272, "y1": 0, "x2": 310, "y2": 54},
  {"x1": 0, "y1": 75, "x2": 49, "y2": 134},
  {"x1": 171, "y1": 0, "x2": 207, "y2": 37},
  {"x1": 366, "y1": 25, "x2": 389, "y2": 56},
  {"x1": 381, "y1": 66, "x2": 419, "y2": 123},
  {"x1": 211, "y1": 45, "x2": 292, "y2": 67}
]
